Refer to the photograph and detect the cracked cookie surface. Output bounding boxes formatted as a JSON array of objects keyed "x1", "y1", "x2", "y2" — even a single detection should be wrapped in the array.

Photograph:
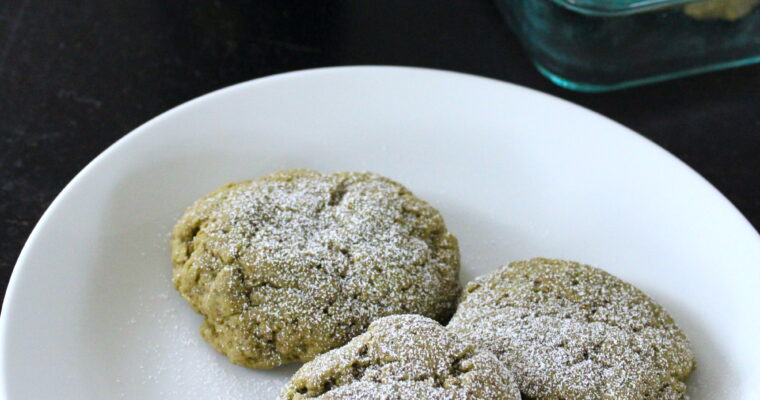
[
  {"x1": 448, "y1": 258, "x2": 695, "y2": 400},
  {"x1": 279, "y1": 314, "x2": 521, "y2": 400},
  {"x1": 171, "y1": 170, "x2": 460, "y2": 368}
]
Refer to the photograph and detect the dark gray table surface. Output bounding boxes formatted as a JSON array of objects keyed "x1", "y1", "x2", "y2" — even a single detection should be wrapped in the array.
[{"x1": 1, "y1": 0, "x2": 758, "y2": 301}]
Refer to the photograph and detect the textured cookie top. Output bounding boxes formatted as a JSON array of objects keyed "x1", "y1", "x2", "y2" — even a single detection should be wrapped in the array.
[
  {"x1": 171, "y1": 170, "x2": 460, "y2": 368},
  {"x1": 448, "y1": 258, "x2": 695, "y2": 400},
  {"x1": 280, "y1": 315, "x2": 521, "y2": 400}
]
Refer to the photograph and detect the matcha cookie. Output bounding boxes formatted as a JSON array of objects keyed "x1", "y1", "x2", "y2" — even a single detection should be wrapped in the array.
[
  {"x1": 448, "y1": 258, "x2": 695, "y2": 400},
  {"x1": 684, "y1": 0, "x2": 758, "y2": 20},
  {"x1": 280, "y1": 315, "x2": 521, "y2": 400},
  {"x1": 171, "y1": 170, "x2": 460, "y2": 368}
]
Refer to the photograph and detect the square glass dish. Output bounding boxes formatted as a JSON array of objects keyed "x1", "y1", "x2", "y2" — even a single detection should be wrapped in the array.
[{"x1": 495, "y1": 0, "x2": 760, "y2": 91}]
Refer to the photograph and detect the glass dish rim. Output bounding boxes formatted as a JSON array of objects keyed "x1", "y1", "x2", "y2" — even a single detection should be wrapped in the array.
[{"x1": 553, "y1": 0, "x2": 700, "y2": 15}]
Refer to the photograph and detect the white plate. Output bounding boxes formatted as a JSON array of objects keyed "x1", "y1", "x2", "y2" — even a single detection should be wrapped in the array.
[{"x1": 1, "y1": 66, "x2": 758, "y2": 399}]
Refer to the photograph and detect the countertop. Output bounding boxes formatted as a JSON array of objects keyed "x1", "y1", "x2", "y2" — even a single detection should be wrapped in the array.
[{"x1": 1, "y1": 0, "x2": 758, "y2": 300}]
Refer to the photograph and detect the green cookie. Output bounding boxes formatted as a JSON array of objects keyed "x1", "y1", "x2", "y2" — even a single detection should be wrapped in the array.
[
  {"x1": 280, "y1": 315, "x2": 521, "y2": 400},
  {"x1": 171, "y1": 170, "x2": 460, "y2": 368},
  {"x1": 448, "y1": 258, "x2": 695, "y2": 400}
]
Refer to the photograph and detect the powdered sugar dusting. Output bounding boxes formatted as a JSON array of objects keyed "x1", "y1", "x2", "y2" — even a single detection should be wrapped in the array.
[
  {"x1": 171, "y1": 170, "x2": 460, "y2": 368},
  {"x1": 109, "y1": 273, "x2": 293, "y2": 399},
  {"x1": 280, "y1": 314, "x2": 521, "y2": 400},
  {"x1": 448, "y1": 258, "x2": 695, "y2": 400}
]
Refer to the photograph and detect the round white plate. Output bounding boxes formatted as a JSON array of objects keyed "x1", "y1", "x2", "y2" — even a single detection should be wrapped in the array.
[{"x1": 1, "y1": 67, "x2": 758, "y2": 399}]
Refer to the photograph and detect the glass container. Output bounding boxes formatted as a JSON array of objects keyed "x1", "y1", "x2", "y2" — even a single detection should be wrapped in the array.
[{"x1": 495, "y1": 0, "x2": 760, "y2": 91}]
